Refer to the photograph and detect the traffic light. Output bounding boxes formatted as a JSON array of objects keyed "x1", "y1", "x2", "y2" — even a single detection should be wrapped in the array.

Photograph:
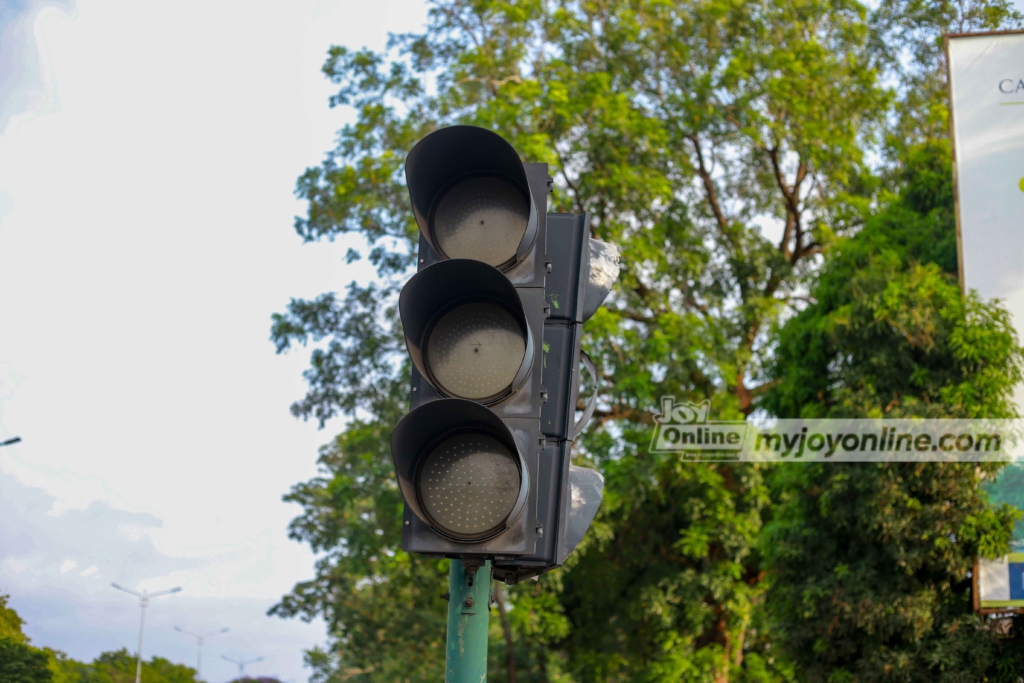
[{"x1": 391, "y1": 125, "x2": 619, "y2": 583}]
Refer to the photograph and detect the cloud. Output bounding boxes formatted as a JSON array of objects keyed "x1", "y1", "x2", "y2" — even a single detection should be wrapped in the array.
[
  {"x1": 0, "y1": 468, "x2": 323, "y2": 680},
  {"x1": 0, "y1": 467, "x2": 187, "y2": 589},
  {"x1": 0, "y1": 0, "x2": 76, "y2": 134}
]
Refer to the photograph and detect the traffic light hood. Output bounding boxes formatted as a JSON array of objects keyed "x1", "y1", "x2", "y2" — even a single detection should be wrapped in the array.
[
  {"x1": 399, "y1": 259, "x2": 535, "y2": 404},
  {"x1": 390, "y1": 398, "x2": 531, "y2": 542},
  {"x1": 405, "y1": 125, "x2": 539, "y2": 270}
]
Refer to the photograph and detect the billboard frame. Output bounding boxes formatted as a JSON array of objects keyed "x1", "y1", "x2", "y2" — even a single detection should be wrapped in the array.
[{"x1": 946, "y1": 29, "x2": 1024, "y2": 617}]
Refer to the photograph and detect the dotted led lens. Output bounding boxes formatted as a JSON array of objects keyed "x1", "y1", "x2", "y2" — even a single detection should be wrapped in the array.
[
  {"x1": 425, "y1": 302, "x2": 526, "y2": 400},
  {"x1": 418, "y1": 433, "x2": 521, "y2": 538},
  {"x1": 432, "y1": 176, "x2": 529, "y2": 266}
]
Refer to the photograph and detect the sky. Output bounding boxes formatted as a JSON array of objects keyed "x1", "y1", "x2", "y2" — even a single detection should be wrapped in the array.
[{"x1": 0, "y1": 1, "x2": 428, "y2": 681}]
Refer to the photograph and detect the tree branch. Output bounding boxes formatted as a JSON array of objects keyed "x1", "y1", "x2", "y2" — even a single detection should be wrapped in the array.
[{"x1": 687, "y1": 134, "x2": 738, "y2": 253}]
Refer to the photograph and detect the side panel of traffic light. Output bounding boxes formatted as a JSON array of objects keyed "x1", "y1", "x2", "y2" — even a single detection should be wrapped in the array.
[{"x1": 493, "y1": 212, "x2": 620, "y2": 583}]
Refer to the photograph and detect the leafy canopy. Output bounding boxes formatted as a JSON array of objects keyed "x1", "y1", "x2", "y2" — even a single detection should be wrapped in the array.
[{"x1": 270, "y1": 0, "x2": 1024, "y2": 681}]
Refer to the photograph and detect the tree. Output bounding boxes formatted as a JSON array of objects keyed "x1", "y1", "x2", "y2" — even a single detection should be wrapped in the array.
[
  {"x1": 0, "y1": 594, "x2": 198, "y2": 683},
  {"x1": 0, "y1": 593, "x2": 28, "y2": 643},
  {"x1": 273, "y1": 0, "x2": 882, "y2": 678},
  {"x1": 46, "y1": 649, "x2": 196, "y2": 683},
  {"x1": 89, "y1": 649, "x2": 197, "y2": 683},
  {"x1": 0, "y1": 591, "x2": 55, "y2": 683},
  {"x1": 270, "y1": 0, "x2": 1023, "y2": 681},
  {"x1": 762, "y1": 141, "x2": 1024, "y2": 681},
  {"x1": 48, "y1": 651, "x2": 115, "y2": 683},
  {"x1": 0, "y1": 637, "x2": 55, "y2": 683},
  {"x1": 870, "y1": 0, "x2": 1022, "y2": 163},
  {"x1": 986, "y1": 463, "x2": 1024, "y2": 545}
]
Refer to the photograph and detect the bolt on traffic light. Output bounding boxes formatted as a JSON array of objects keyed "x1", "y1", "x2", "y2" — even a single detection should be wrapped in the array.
[{"x1": 391, "y1": 125, "x2": 619, "y2": 583}]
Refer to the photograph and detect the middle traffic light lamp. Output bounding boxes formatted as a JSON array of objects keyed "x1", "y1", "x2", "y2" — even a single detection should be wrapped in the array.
[{"x1": 399, "y1": 259, "x2": 535, "y2": 405}]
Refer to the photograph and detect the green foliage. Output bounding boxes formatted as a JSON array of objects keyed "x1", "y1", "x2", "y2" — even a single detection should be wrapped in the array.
[
  {"x1": 0, "y1": 637, "x2": 55, "y2": 683},
  {"x1": 47, "y1": 651, "x2": 114, "y2": 683},
  {"x1": 557, "y1": 458, "x2": 779, "y2": 682},
  {"x1": 87, "y1": 649, "x2": 196, "y2": 683},
  {"x1": 870, "y1": 0, "x2": 1022, "y2": 162},
  {"x1": 272, "y1": 0, "x2": 888, "y2": 675},
  {"x1": 985, "y1": 463, "x2": 1024, "y2": 545},
  {"x1": 0, "y1": 592, "x2": 53, "y2": 683},
  {"x1": 762, "y1": 141, "x2": 1024, "y2": 680},
  {"x1": 271, "y1": 0, "x2": 1024, "y2": 681},
  {"x1": 764, "y1": 462, "x2": 1021, "y2": 682},
  {"x1": 45, "y1": 647, "x2": 197, "y2": 683},
  {"x1": 765, "y1": 140, "x2": 1023, "y2": 421},
  {"x1": 0, "y1": 593, "x2": 28, "y2": 644}
]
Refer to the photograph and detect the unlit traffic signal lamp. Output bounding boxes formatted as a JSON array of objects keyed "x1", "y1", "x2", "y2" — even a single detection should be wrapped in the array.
[{"x1": 391, "y1": 125, "x2": 619, "y2": 584}]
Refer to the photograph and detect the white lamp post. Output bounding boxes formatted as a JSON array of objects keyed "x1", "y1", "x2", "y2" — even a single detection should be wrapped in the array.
[
  {"x1": 111, "y1": 582, "x2": 182, "y2": 683},
  {"x1": 222, "y1": 654, "x2": 263, "y2": 680},
  {"x1": 174, "y1": 625, "x2": 229, "y2": 680}
]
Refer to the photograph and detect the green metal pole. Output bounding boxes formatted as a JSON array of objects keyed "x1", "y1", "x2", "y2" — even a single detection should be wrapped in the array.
[{"x1": 445, "y1": 559, "x2": 491, "y2": 682}]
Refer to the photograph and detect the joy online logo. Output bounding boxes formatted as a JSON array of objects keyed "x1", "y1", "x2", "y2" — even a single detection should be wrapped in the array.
[{"x1": 650, "y1": 397, "x2": 748, "y2": 457}]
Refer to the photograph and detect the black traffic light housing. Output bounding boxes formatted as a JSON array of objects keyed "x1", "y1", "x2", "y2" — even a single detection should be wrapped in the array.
[{"x1": 391, "y1": 125, "x2": 618, "y2": 584}]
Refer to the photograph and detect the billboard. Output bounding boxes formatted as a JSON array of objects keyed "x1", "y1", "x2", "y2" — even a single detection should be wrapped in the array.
[
  {"x1": 947, "y1": 30, "x2": 1024, "y2": 357},
  {"x1": 977, "y1": 554, "x2": 1024, "y2": 610},
  {"x1": 947, "y1": 30, "x2": 1024, "y2": 614}
]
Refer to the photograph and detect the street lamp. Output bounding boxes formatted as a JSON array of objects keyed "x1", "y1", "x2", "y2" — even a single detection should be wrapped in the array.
[
  {"x1": 111, "y1": 582, "x2": 182, "y2": 683},
  {"x1": 222, "y1": 654, "x2": 263, "y2": 679},
  {"x1": 173, "y1": 625, "x2": 228, "y2": 680}
]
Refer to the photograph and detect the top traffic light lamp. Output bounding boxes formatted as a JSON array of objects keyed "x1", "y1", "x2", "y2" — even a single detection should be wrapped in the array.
[
  {"x1": 405, "y1": 125, "x2": 546, "y2": 287},
  {"x1": 391, "y1": 125, "x2": 617, "y2": 583}
]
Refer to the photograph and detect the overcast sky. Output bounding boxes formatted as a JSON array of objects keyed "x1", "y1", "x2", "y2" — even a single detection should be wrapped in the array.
[{"x1": 0, "y1": 1, "x2": 427, "y2": 681}]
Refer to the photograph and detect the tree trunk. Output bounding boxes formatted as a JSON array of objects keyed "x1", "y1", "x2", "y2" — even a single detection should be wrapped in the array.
[{"x1": 494, "y1": 582, "x2": 518, "y2": 683}]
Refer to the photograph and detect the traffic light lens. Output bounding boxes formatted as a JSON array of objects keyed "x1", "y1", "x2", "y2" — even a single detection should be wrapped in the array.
[
  {"x1": 433, "y1": 176, "x2": 529, "y2": 267},
  {"x1": 425, "y1": 302, "x2": 526, "y2": 400},
  {"x1": 418, "y1": 433, "x2": 521, "y2": 538}
]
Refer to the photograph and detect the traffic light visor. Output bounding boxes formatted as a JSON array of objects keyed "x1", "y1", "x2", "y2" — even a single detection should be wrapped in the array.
[
  {"x1": 400, "y1": 260, "x2": 534, "y2": 403},
  {"x1": 406, "y1": 126, "x2": 538, "y2": 270},
  {"x1": 391, "y1": 398, "x2": 530, "y2": 542}
]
